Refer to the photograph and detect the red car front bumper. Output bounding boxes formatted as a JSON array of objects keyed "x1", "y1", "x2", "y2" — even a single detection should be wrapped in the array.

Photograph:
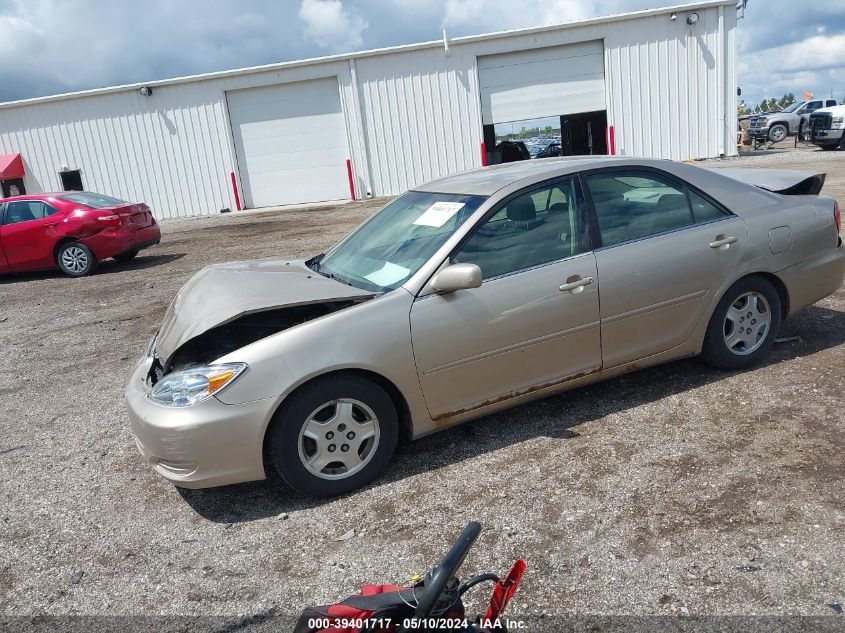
[{"x1": 81, "y1": 223, "x2": 161, "y2": 260}]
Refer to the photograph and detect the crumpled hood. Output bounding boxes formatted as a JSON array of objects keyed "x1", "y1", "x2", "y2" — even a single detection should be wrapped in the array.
[{"x1": 155, "y1": 259, "x2": 373, "y2": 359}]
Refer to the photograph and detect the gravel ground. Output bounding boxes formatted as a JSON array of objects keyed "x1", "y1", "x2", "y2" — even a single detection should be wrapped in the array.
[{"x1": 1, "y1": 152, "x2": 844, "y2": 628}]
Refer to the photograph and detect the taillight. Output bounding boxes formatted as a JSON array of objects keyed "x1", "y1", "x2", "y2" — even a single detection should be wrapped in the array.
[
  {"x1": 835, "y1": 201, "x2": 841, "y2": 236},
  {"x1": 97, "y1": 214, "x2": 121, "y2": 227}
]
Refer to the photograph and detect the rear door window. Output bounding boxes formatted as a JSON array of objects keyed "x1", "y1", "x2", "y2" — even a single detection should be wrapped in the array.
[
  {"x1": 688, "y1": 190, "x2": 728, "y2": 223},
  {"x1": 3, "y1": 201, "x2": 56, "y2": 225},
  {"x1": 585, "y1": 171, "x2": 731, "y2": 248},
  {"x1": 586, "y1": 171, "x2": 693, "y2": 247}
]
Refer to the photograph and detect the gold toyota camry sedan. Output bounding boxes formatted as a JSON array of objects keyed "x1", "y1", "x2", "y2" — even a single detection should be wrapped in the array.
[{"x1": 126, "y1": 157, "x2": 844, "y2": 496}]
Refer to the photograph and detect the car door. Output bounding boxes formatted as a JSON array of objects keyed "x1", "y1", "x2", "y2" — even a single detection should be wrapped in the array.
[
  {"x1": 583, "y1": 168, "x2": 747, "y2": 369},
  {"x1": 0, "y1": 200, "x2": 62, "y2": 270},
  {"x1": 409, "y1": 176, "x2": 602, "y2": 420}
]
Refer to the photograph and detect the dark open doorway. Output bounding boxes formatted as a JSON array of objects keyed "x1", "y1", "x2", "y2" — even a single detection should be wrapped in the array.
[
  {"x1": 483, "y1": 109, "x2": 608, "y2": 164},
  {"x1": 1, "y1": 178, "x2": 26, "y2": 197},
  {"x1": 560, "y1": 111, "x2": 607, "y2": 156},
  {"x1": 60, "y1": 169, "x2": 84, "y2": 191}
]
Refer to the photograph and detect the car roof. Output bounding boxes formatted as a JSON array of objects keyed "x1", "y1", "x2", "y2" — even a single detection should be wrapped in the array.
[
  {"x1": 414, "y1": 156, "x2": 672, "y2": 196},
  {"x1": 0, "y1": 192, "x2": 69, "y2": 203}
]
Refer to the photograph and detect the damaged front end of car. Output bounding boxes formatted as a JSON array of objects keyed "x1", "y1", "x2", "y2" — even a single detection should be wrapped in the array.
[{"x1": 146, "y1": 259, "x2": 375, "y2": 387}]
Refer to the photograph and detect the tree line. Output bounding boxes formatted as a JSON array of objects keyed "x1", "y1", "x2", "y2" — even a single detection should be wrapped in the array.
[{"x1": 739, "y1": 92, "x2": 844, "y2": 115}]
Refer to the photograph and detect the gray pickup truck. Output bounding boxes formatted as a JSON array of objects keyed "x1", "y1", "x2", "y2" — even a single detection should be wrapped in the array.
[{"x1": 747, "y1": 99, "x2": 839, "y2": 143}]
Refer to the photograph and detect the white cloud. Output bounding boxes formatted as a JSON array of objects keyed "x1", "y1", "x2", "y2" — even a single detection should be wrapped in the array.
[
  {"x1": 741, "y1": 33, "x2": 845, "y2": 74},
  {"x1": 441, "y1": 0, "x2": 594, "y2": 31},
  {"x1": 737, "y1": 33, "x2": 845, "y2": 103},
  {"x1": 299, "y1": 0, "x2": 368, "y2": 50}
]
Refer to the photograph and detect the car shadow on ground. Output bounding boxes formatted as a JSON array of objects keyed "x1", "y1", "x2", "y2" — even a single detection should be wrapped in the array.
[
  {"x1": 0, "y1": 252, "x2": 186, "y2": 284},
  {"x1": 178, "y1": 304, "x2": 845, "y2": 524},
  {"x1": 96, "y1": 252, "x2": 186, "y2": 274}
]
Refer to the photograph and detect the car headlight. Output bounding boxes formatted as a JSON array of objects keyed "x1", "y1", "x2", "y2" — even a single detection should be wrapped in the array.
[
  {"x1": 833, "y1": 116, "x2": 844, "y2": 127},
  {"x1": 149, "y1": 363, "x2": 247, "y2": 407},
  {"x1": 146, "y1": 332, "x2": 158, "y2": 358}
]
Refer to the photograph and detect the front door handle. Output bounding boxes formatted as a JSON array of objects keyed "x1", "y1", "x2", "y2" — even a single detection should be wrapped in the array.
[
  {"x1": 559, "y1": 276, "x2": 594, "y2": 293},
  {"x1": 709, "y1": 235, "x2": 738, "y2": 249}
]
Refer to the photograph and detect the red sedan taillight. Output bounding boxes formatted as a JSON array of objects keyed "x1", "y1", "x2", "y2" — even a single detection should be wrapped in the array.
[
  {"x1": 835, "y1": 200, "x2": 841, "y2": 236},
  {"x1": 97, "y1": 214, "x2": 121, "y2": 227}
]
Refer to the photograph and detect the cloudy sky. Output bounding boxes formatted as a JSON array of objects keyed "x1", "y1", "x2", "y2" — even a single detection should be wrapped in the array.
[{"x1": 0, "y1": 0, "x2": 843, "y2": 107}]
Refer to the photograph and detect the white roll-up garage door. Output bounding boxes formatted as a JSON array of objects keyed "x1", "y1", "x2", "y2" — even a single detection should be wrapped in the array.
[
  {"x1": 478, "y1": 41, "x2": 606, "y2": 125},
  {"x1": 227, "y1": 78, "x2": 350, "y2": 208}
]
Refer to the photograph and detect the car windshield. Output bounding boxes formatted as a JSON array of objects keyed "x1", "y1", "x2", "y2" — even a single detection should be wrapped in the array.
[
  {"x1": 782, "y1": 102, "x2": 803, "y2": 113},
  {"x1": 312, "y1": 191, "x2": 487, "y2": 292},
  {"x1": 61, "y1": 192, "x2": 126, "y2": 209}
]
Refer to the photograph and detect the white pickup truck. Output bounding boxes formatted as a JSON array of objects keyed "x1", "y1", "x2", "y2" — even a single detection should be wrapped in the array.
[
  {"x1": 809, "y1": 104, "x2": 845, "y2": 151},
  {"x1": 746, "y1": 99, "x2": 839, "y2": 143}
]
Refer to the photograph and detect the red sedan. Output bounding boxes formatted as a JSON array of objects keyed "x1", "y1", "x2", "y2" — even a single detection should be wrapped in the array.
[{"x1": 0, "y1": 191, "x2": 161, "y2": 277}]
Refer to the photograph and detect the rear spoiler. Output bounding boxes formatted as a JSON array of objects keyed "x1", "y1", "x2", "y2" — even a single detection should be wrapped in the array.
[{"x1": 708, "y1": 168, "x2": 826, "y2": 195}]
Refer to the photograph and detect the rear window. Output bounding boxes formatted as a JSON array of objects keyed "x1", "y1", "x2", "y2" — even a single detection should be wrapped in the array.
[{"x1": 61, "y1": 192, "x2": 126, "y2": 209}]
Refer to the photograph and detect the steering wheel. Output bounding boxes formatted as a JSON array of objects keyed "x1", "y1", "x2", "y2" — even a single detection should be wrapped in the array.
[{"x1": 412, "y1": 522, "x2": 482, "y2": 620}]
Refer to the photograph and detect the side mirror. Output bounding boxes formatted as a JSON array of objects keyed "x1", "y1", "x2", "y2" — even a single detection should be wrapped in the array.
[{"x1": 431, "y1": 263, "x2": 482, "y2": 293}]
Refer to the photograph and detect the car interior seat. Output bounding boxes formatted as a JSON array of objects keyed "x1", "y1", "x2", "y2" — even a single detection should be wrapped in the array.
[
  {"x1": 647, "y1": 193, "x2": 692, "y2": 235},
  {"x1": 7, "y1": 204, "x2": 36, "y2": 224}
]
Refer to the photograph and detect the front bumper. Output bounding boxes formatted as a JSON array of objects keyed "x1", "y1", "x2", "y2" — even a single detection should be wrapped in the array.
[
  {"x1": 747, "y1": 127, "x2": 771, "y2": 138},
  {"x1": 125, "y1": 356, "x2": 276, "y2": 488},
  {"x1": 811, "y1": 128, "x2": 844, "y2": 145}
]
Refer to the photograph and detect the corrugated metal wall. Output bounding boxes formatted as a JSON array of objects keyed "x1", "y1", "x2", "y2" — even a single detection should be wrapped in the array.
[
  {"x1": 603, "y1": 4, "x2": 736, "y2": 161},
  {"x1": 0, "y1": 2, "x2": 736, "y2": 218},
  {"x1": 0, "y1": 61, "x2": 357, "y2": 219}
]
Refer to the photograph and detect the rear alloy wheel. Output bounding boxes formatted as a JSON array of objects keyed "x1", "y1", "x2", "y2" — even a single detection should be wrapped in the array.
[
  {"x1": 767, "y1": 124, "x2": 788, "y2": 143},
  {"x1": 701, "y1": 276, "x2": 782, "y2": 370},
  {"x1": 267, "y1": 375, "x2": 398, "y2": 496},
  {"x1": 56, "y1": 242, "x2": 98, "y2": 277},
  {"x1": 113, "y1": 249, "x2": 139, "y2": 263}
]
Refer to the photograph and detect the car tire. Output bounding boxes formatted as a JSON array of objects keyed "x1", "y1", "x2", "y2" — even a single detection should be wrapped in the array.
[
  {"x1": 700, "y1": 276, "x2": 782, "y2": 370},
  {"x1": 113, "y1": 249, "x2": 139, "y2": 263},
  {"x1": 767, "y1": 124, "x2": 788, "y2": 143},
  {"x1": 56, "y1": 241, "x2": 98, "y2": 277},
  {"x1": 266, "y1": 374, "x2": 399, "y2": 497}
]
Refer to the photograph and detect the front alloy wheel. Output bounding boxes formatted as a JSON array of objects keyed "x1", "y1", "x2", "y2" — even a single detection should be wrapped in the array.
[
  {"x1": 267, "y1": 375, "x2": 398, "y2": 496},
  {"x1": 298, "y1": 399, "x2": 381, "y2": 480}
]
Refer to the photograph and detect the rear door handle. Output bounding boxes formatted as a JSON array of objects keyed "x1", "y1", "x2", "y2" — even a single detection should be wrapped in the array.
[
  {"x1": 709, "y1": 236, "x2": 738, "y2": 249},
  {"x1": 559, "y1": 276, "x2": 594, "y2": 293}
]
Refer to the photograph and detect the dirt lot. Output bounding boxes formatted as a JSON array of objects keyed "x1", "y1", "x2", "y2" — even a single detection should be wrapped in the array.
[{"x1": 1, "y1": 150, "x2": 844, "y2": 628}]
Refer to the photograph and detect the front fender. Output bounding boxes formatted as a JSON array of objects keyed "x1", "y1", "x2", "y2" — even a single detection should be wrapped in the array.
[{"x1": 213, "y1": 289, "x2": 436, "y2": 437}]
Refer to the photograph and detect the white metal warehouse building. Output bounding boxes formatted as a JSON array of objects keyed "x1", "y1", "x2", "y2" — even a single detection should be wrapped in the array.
[{"x1": 0, "y1": 0, "x2": 738, "y2": 219}]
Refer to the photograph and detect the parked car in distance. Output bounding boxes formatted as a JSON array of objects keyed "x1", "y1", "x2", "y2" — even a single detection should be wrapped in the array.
[
  {"x1": 494, "y1": 140, "x2": 530, "y2": 163},
  {"x1": 0, "y1": 191, "x2": 160, "y2": 277},
  {"x1": 532, "y1": 143, "x2": 561, "y2": 158},
  {"x1": 809, "y1": 104, "x2": 845, "y2": 151},
  {"x1": 127, "y1": 157, "x2": 844, "y2": 497},
  {"x1": 747, "y1": 99, "x2": 839, "y2": 143}
]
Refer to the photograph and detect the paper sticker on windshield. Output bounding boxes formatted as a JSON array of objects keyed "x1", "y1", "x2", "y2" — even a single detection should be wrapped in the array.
[
  {"x1": 365, "y1": 261, "x2": 411, "y2": 287},
  {"x1": 413, "y1": 201, "x2": 465, "y2": 228}
]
